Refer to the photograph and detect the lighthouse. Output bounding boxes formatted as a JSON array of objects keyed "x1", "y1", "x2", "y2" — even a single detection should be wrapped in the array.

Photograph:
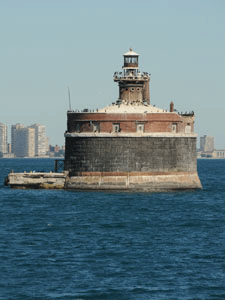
[
  {"x1": 64, "y1": 49, "x2": 202, "y2": 191},
  {"x1": 114, "y1": 48, "x2": 150, "y2": 104}
]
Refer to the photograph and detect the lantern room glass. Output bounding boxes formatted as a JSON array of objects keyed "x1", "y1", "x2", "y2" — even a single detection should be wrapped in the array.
[{"x1": 124, "y1": 56, "x2": 138, "y2": 64}]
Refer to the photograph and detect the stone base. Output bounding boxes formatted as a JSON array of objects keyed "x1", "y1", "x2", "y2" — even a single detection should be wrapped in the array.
[{"x1": 65, "y1": 172, "x2": 202, "y2": 191}]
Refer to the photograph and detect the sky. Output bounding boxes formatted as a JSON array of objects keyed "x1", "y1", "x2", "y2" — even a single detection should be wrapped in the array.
[{"x1": 0, "y1": 0, "x2": 225, "y2": 148}]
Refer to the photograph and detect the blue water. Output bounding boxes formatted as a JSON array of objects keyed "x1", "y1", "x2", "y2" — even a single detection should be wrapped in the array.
[{"x1": 0, "y1": 159, "x2": 225, "y2": 299}]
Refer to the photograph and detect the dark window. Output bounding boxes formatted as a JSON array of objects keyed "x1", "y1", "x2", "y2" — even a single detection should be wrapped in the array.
[
  {"x1": 113, "y1": 124, "x2": 120, "y2": 133},
  {"x1": 137, "y1": 123, "x2": 144, "y2": 133},
  {"x1": 75, "y1": 123, "x2": 80, "y2": 132},
  {"x1": 93, "y1": 123, "x2": 100, "y2": 132},
  {"x1": 172, "y1": 124, "x2": 177, "y2": 133}
]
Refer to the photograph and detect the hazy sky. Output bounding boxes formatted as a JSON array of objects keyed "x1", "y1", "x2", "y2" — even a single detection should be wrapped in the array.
[{"x1": 0, "y1": 0, "x2": 225, "y2": 148}]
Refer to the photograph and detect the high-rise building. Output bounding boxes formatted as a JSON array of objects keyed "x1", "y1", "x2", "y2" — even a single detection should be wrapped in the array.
[
  {"x1": 200, "y1": 135, "x2": 214, "y2": 152},
  {"x1": 29, "y1": 124, "x2": 47, "y2": 156},
  {"x1": 45, "y1": 137, "x2": 49, "y2": 153},
  {"x1": 14, "y1": 127, "x2": 35, "y2": 157},
  {"x1": 0, "y1": 123, "x2": 8, "y2": 155},
  {"x1": 11, "y1": 124, "x2": 25, "y2": 154},
  {"x1": 12, "y1": 123, "x2": 47, "y2": 157},
  {"x1": 7, "y1": 143, "x2": 12, "y2": 154}
]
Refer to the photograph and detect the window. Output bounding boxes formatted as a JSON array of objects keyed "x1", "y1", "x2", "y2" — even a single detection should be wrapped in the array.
[
  {"x1": 172, "y1": 123, "x2": 177, "y2": 133},
  {"x1": 137, "y1": 123, "x2": 144, "y2": 133},
  {"x1": 113, "y1": 124, "x2": 120, "y2": 133},
  {"x1": 93, "y1": 123, "x2": 100, "y2": 133},
  {"x1": 185, "y1": 124, "x2": 191, "y2": 134},
  {"x1": 131, "y1": 57, "x2": 138, "y2": 64},
  {"x1": 124, "y1": 56, "x2": 138, "y2": 64},
  {"x1": 75, "y1": 123, "x2": 80, "y2": 132}
]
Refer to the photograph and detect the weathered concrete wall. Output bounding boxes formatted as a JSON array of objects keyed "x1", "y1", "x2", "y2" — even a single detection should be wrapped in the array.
[
  {"x1": 65, "y1": 173, "x2": 202, "y2": 191},
  {"x1": 65, "y1": 136, "x2": 197, "y2": 175},
  {"x1": 5, "y1": 170, "x2": 202, "y2": 191},
  {"x1": 6, "y1": 172, "x2": 67, "y2": 189}
]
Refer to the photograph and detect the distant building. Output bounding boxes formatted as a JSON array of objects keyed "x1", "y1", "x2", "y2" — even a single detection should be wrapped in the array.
[
  {"x1": 54, "y1": 145, "x2": 60, "y2": 153},
  {"x1": 45, "y1": 137, "x2": 49, "y2": 153},
  {"x1": 0, "y1": 123, "x2": 8, "y2": 155},
  {"x1": 29, "y1": 124, "x2": 47, "y2": 156},
  {"x1": 48, "y1": 144, "x2": 65, "y2": 157},
  {"x1": 14, "y1": 127, "x2": 35, "y2": 157},
  {"x1": 200, "y1": 135, "x2": 214, "y2": 152},
  {"x1": 213, "y1": 150, "x2": 225, "y2": 158},
  {"x1": 7, "y1": 143, "x2": 12, "y2": 154},
  {"x1": 11, "y1": 124, "x2": 25, "y2": 154},
  {"x1": 11, "y1": 123, "x2": 48, "y2": 158},
  {"x1": 49, "y1": 145, "x2": 54, "y2": 152}
]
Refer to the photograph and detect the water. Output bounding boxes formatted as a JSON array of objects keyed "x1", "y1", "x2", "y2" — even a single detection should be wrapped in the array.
[{"x1": 0, "y1": 159, "x2": 225, "y2": 299}]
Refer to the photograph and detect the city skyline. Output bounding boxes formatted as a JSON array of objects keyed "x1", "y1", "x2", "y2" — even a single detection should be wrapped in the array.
[
  {"x1": 0, "y1": 1, "x2": 225, "y2": 147},
  {"x1": 9, "y1": 122, "x2": 63, "y2": 148},
  {"x1": 0, "y1": 121, "x2": 65, "y2": 158}
]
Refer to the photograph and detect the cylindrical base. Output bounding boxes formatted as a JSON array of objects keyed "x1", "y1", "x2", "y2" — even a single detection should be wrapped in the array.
[{"x1": 65, "y1": 172, "x2": 202, "y2": 191}]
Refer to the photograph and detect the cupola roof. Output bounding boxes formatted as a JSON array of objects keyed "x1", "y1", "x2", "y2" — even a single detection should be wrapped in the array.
[{"x1": 123, "y1": 48, "x2": 139, "y2": 56}]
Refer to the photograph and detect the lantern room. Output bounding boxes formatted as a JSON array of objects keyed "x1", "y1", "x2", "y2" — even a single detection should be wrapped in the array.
[
  {"x1": 114, "y1": 48, "x2": 150, "y2": 104},
  {"x1": 123, "y1": 48, "x2": 139, "y2": 69}
]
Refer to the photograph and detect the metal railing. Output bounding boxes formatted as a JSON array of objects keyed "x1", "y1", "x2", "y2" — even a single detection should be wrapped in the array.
[{"x1": 54, "y1": 159, "x2": 64, "y2": 173}]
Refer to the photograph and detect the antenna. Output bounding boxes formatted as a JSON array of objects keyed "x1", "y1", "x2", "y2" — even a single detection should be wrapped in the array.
[{"x1": 67, "y1": 86, "x2": 71, "y2": 111}]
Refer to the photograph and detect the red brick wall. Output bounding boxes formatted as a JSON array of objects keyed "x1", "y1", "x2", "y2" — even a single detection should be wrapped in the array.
[{"x1": 67, "y1": 112, "x2": 194, "y2": 134}]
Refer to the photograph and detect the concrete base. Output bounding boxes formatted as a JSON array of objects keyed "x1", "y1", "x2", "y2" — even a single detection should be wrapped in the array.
[
  {"x1": 65, "y1": 172, "x2": 202, "y2": 191},
  {"x1": 6, "y1": 172, "x2": 67, "y2": 189},
  {"x1": 5, "y1": 171, "x2": 202, "y2": 191}
]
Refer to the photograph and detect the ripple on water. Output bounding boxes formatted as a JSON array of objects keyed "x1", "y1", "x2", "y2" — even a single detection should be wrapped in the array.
[{"x1": 0, "y1": 159, "x2": 225, "y2": 299}]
